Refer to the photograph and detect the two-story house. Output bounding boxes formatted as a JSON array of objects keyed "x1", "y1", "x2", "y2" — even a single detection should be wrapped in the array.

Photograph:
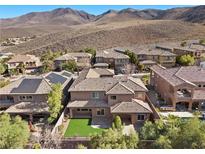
[
  {"x1": 95, "y1": 49, "x2": 130, "y2": 74},
  {"x1": 7, "y1": 54, "x2": 42, "y2": 73},
  {"x1": 150, "y1": 65, "x2": 205, "y2": 111},
  {"x1": 0, "y1": 70, "x2": 73, "y2": 121},
  {"x1": 54, "y1": 52, "x2": 92, "y2": 70},
  {"x1": 67, "y1": 69, "x2": 154, "y2": 125},
  {"x1": 136, "y1": 49, "x2": 176, "y2": 68}
]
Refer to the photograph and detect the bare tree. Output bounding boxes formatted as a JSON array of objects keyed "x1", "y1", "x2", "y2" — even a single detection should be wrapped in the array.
[{"x1": 34, "y1": 125, "x2": 62, "y2": 149}]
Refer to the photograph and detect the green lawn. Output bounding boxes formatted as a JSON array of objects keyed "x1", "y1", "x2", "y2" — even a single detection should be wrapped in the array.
[{"x1": 64, "y1": 118, "x2": 105, "y2": 137}]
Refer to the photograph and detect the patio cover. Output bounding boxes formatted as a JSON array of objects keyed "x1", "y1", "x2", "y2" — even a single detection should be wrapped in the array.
[
  {"x1": 5, "y1": 102, "x2": 49, "y2": 114},
  {"x1": 67, "y1": 100, "x2": 109, "y2": 108}
]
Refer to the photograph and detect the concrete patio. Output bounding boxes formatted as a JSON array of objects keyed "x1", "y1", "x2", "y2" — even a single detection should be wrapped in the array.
[{"x1": 91, "y1": 117, "x2": 112, "y2": 129}]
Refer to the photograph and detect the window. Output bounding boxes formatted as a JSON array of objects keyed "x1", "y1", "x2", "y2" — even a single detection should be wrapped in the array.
[
  {"x1": 137, "y1": 114, "x2": 145, "y2": 121},
  {"x1": 77, "y1": 108, "x2": 91, "y2": 112},
  {"x1": 19, "y1": 95, "x2": 33, "y2": 101},
  {"x1": 91, "y1": 92, "x2": 100, "y2": 99},
  {"x1": 110, "y1": 95, "x2": 116, "y2": 100},
  {"x1": 81, "y1": 109, "x2": 89, "y2": 111},
  {"x1": 97, "y1": 109, "x2": 105, "y2": 116}
]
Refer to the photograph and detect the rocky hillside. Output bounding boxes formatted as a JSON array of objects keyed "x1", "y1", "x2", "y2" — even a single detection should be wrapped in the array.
[{"x1": 0, "y1": 8, "x2": 95, "y2": 27}]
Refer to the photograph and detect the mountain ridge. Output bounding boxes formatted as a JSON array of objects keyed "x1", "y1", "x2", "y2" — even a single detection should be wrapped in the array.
[{"x1": 1, "y1": 5, "x2": 205, "y2": 28}]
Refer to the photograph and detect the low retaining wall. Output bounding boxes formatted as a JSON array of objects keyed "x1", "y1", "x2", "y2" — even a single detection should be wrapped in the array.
[{"x1": 61, "y1": 137, "x2": 91, "y2": 149}]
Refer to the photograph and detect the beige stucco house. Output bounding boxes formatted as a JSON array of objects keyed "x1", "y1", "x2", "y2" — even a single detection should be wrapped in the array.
[
  {"x1": 150, "y1": 65, "x2": 205, "y2": 111},
  {"x1": 95, "y1": 49, "x2": 130, "y2": 74},
  {"x1": 67, "y1": 69, "x2": 155, "y2": 124},
  {"x1": 7, "y1": 54, "x2": 42, "y2": 73},
  {"x1": 54, "y1": 52, "x2": 92, "y2": 70},
  {"x1": 0, "y1": 71, "x2": 73, "y2": 121}
]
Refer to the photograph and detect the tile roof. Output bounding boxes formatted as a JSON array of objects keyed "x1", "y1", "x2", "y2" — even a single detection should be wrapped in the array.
[
  {"x1": 190, "y1": 44, "x2": 205, "y2": 51},
  {"x1": 7, "y1": 54, "x2": 40, "y2": 63},
  {"x1": 136, "y1": 49, "x2": 176, "y2": 56},
  {"x1": 0, "y1": 76, "x2": 52, "y2": 95},
  {"x1": 139, "y1": 60, "x2": 157, "y2": 65},
  {"x1": 86, "y1": 68, "x2": 114, "y2": 78},
  {"x1": 151, "y1": 65, "x2": 197, "y2": 86},
  {"x1": 106, "y1": 82, "x2": 134, "y2": 94},
  {"x1": 69, "y1": 75, "x2": 147, "y2": 93},
  {"x1": 175, "y1": 66, "x2": 205, "y2": 83},
  {"x1": 55, "y1": 52, "x2": 91, "y2": 61},
  {"x1": 111, "y1": 99, "x2": 152, "y2": 114},
  {"x1": 96, "y1": 49, "x2": 129, "y2": 59},
  {"x1": 67, "y1": 100, "x2": 109, "y2": 108},
  {"x1": 93, "y1": 63, "x2": 109, "y2": 67},
  {"x1": 0, "y1": 70, "x2": 73, "y2": 95}
]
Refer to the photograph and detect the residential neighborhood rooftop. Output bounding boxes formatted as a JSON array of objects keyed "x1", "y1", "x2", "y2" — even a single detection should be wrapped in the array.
[
  {"x1": 151, "y1": 65, "x2": 205, "y2": 86},
  {"x1": 111, "y1": 99, "x2": 153, "y2": 114},
  {"x1": 69, "y1": 75, "x2": 148, "y2": 93},
  {"x1": 55, "y1": 52, "x2": 92, "y2": 61},
  {"x1": 0, "y1": 70, "x2": 73, "y2": 95},
  {"x1": 7, "y1": 54, "x2": 40, "y2": 63},
  {"x1": 96, "y1": 49, "x2": 129, "y2": 59},
  {"x1": 136, "y1": 49, "x2": 176, "y2": 56},
  {"x1": 86, "y1": 68, "x2": 114, "y2": 78}
]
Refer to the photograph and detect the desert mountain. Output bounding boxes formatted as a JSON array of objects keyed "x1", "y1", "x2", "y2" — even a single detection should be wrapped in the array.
[
  {"x1": 1, "y1": 6, "x2": 205, "y2": 55},
  {"x1": 1, "y1": 6, "x2": 205, "y2": 28},
  {"x1": 96, "y1": 6, "x2": 205, "y2": 23},
  {"x1": 0, "y1": 8, "x2": 95, "y2": 27}
]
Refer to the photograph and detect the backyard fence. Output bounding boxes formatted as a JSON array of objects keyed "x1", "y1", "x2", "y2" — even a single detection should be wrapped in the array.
[{"x1": 51, "y1": 108, "x2": 68, "y2": 136}]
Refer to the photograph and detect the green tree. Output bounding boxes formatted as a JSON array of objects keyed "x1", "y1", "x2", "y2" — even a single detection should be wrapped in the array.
[
  {"x1": 138, "y1": 63, "x2": 144, "y2": 72},
  {"x1": 48, "y1": 83, "x2": 63, "y2": 123},
  {"x1": 83, "y1": 48, "x2": 96, "y2": 58},
  {"x1": 91, "y1": 127, "x2": 139, "y2": 149},
  {"x1": 176, "y1": 54, "x2": 195, "y2": 66},
  {"x1": 112, "y1": 115, "x2": 123, "y2": 130},
  {"x1": 83, "y1": 48, "x2": 96, "y2": 64},
  {"x1": 0, "y1": 62, "x2": 6, "y2": 74},
  {"x1": 76, "y1": 144, "x2": 87, "y2": 149},
  {"x1": 17, "y1": 63, "x2": 26, "y2": 74},
  {"x1": 124, "y1": 132, "x2": 139, "y2": 149},
  {"x1": 140, "y1": 121, "x2": 158, "y2": 140},
  {"x1": 199, "y1": 39, "x2": 205, "y2": 45},
  {"x1": 173, "y1": 117, "x2": 205, "y2": 149},
  {"x1": 141, "y1": 75, "x2": 149, "y2": 85},
  {"x1": 61, "y1": 61, "x2": 77, "y2": 73},
  {"x1": 154, "y1": 135, "x2": 172, "y2": 149},
  {"x1": 125, "y1": 50, "x2": 138, "y2": 65},
  {"x1": 40, "y1": 50, "x2": 63, "y2": 73},
  {"x1": 0, "y1": 113, "x2": 30, "y2": 149},
  {"x1": 0, "y1": 80, "x2": 10, "y2": 88},
  {"x1": 9, "y1": 68, "x2": 18, "y2": 76}
]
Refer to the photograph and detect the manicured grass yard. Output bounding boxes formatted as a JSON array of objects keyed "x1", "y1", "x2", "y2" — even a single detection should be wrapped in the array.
[{"x1": 64, "y1": 118, "x2": 105, "y2": 137}]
